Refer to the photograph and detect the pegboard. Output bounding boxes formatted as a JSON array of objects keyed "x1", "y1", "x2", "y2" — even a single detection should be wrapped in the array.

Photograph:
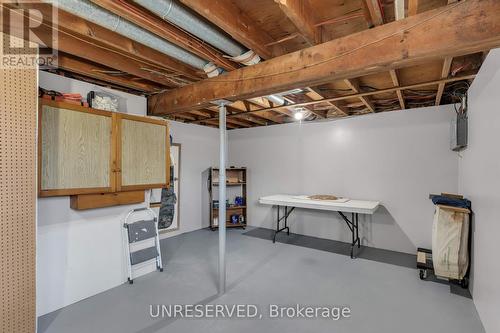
[{"x1": 0, "y1": 34, "x2": 37, "y2": 333}]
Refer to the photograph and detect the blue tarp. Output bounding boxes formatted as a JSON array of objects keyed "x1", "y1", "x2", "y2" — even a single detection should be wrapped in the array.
[{"x1": 431, "y1": 195, "x2": 471, "y2": 209}]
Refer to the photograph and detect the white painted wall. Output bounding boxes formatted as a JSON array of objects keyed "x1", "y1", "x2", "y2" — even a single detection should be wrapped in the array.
[
  {"x1": 37, "y1": 72, "x2": 218, "y2": 316},
  {"x1": 459, "y1": 49, "x2": 500, "y2": 333},
  {"x1": 229, "y1": 106, "x2": 459, "y2": 254},
  {"x1": 166, "y1": 120, "x2": 220, "y2": 235}
]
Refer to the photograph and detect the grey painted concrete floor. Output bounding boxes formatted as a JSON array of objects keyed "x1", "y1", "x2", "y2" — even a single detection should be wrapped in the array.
[{"x1": 38, "y1": 228, "x2": 485, "y2": 333}]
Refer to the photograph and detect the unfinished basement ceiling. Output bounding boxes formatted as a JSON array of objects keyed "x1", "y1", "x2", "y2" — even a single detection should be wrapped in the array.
[{"x1": 30, "y1": 0, "x2": 490, "y2": 128}]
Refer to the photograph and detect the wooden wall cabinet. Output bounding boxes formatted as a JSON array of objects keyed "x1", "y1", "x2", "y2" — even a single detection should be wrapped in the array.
[
  {"x1": 116, "y1": 113, "x2": 170, "y2": 191},
  {"x1": 38, "y1": 99, "x2": 170, "y2": 198}
]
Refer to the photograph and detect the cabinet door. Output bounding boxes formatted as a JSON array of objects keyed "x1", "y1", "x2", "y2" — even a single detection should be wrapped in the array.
[
  {"x1": 117, "y1": 114, "x2": 170, "y2": 191},
  {"x1": 38, "y1": 100, "x2": 114, "y2": 196}
]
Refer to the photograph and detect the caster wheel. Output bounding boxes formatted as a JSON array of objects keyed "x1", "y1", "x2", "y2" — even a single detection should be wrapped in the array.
[
  {"x1": 419, "y1": 269, "x2": 427, "y2": 280},
  {"x1": 128, "y1": 278, "x2": 133, "y2": 285},
  {"x1": 461, "y1": 277, "x2": 469, "y2": 289},
  {"x1": 159, "y1": 268, "x2": 164, "y2": 272}
]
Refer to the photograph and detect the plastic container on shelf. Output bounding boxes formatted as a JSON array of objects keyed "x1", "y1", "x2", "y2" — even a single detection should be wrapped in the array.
[{"x1": 87, "y1": 90, "x2": 121, "y2": 111}]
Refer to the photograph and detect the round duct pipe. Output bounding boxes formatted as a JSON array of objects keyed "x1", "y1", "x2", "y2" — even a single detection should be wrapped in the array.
[
  {"x1": 50, "y1": 0, "x2": 224, "y2": 76},
  {"x1": 133, "y1": 0, "x2": 260, "y2": 66}
]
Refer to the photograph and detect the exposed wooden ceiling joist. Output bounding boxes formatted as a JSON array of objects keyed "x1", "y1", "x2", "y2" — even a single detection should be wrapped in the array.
[
  {"x1": 248, "y1": 98, "x2": 296, "y2": 120},
  {"x1": 306, "y1": 88, "x2": 349, "y2": 117},
  {"x1": 12, "y1": 2, "x2": 200, "y2": 82},
  {"x1": 148, "y1": 0, "x2": 498, "y2": 116},
  {"x1": 344, "y1": 79, "x2": 376, "y2": 113},
  {"x1": 56, "y1": 53, "x2": 164, "y2": 93},
  {"x1": 230, "y1": 102, "x2": 283, "y2": 124},
  {"x1": 435, "y1": 57, "x2": 453, "y2": 105},
  {"x1": 363, "y1": 0, "x2": 384, "y2": 26},
  {"x1": 275, "y1": 0, "x2": 319, "y2": 45},
  {"x1": 89, "y1": 0, "x2": 238, "y2": 71},
  {"x1": 223, "y1": 106, "x2": 269, "y2": 126},
  {"x1": 7, "y1": 4, "x2": 190, "y2": 88},
  {"x1": 176, "y1": 0, "x2": 281, "y2": 59},
  {"x1": 409, "y1": 0, "x2": 451, "y2": 16},
  {"x1": 389, "y1": 69, "x2": 406, "y2": 109},
  {"x1": 187, "y1": 74, "x2": 475, "y2": 123},
  {"x1": 408, "y1": 0, "x2": 420, "y2": 16}
]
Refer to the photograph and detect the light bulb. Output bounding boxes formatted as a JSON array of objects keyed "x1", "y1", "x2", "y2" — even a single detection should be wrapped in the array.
[{"x1": 294, "y1": 111, "x2": 304, "y2": 120}]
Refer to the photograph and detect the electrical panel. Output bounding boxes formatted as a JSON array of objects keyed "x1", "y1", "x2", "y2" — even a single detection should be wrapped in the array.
[{"x1": 451, "y1": 113, "x2": 468, "y2": 151}]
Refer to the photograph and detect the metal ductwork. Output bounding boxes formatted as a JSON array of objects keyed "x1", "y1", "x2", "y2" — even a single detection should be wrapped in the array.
[
  {"x1": 265, "y1": 94, "x2": 286, "y2": 106},
  {"x1": 264, "y1": 89, "x2": 309, "y2": 119},
  {"x1": 49, "y1": 0, "x2": 224, "y2": 76},
  {"x1": 265, "y1": 89, "x2": 305, "y2": 109},
  {"x1": 133, "y1": 0, "x2": 261, "y2": 66}
]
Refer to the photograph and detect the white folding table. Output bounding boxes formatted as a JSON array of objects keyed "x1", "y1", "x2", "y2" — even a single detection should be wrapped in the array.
[{"x1": 259, "y1": 194, "x2": 380, "y2": 258}]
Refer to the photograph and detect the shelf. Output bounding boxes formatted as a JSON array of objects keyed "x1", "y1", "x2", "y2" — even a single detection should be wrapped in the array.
[
  {"x1": 212, "y1": 223, "x2": 246, "y2": 229},
  {"x1": 212, "y1": 167, "x2": 246, "y2": 171},
  {"x1": 209, "y1": 167, "x2": 247, "y2": 231},
  {"x1": 212, "y1": 206, "x2": 246, "y2": 210}
]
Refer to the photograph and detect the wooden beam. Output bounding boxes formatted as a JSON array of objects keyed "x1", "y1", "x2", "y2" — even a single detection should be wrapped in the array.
[
  {"x1": 410, "y1": 0, "x2": 453, "y2": 16},
  {"x1": 221, "y1": 116, "x2": 256, "y2": 128},
  {"x1": 315, "y1": 12, "x2": 366, "y2": 28},
  {"x1": 248, "y1": 98, "x2": 296, "y2": 119},
  {"x1": 6, "y1": 4, "x2": 188, "y2": 88},
  {"x1": 149, "y1": 0, "x2": 496, "y2": 115},
  {"x1": 435, "y1": 56, "x2": 453, "y2": 105},
  {"x1": 89, "y1": 0, "x2": 237, "y2": 71},
  {"x1": 187, "y1": 74, "x2": 475, "y2": 123},
  {"x1": 306, "y1": 88, "x2": 349, "y2": 117},
  {"x1": 408, "y1": 0, "x2": 419, "y2": 16},
  {"x1": 11, "y1": 2, "x2": 200, "y2": 81},
  {"x1": 57, "y1": 54, "x2": 164, "y2": 93},
  {"x1": 275, "y1": 0, "x2": 318, "y2": 45},
  {"x1": 344, "y1": 79, "x2": 375, "y2": 112},
  {"x1": 177, "y1": 0, "x2": 280, "y2": 59},
  {"x1": 203, "y1": 119, "x2": 239, "y2": 129},
  {"x1": 54, "y1": 31, "x2": 179, "y2": 88},
  {"x1": 224, "y1": 106, "x2": 268, "y2": 126},
  {"x1": 389, "y1": 69, "x2": 406, "y2": 109},
  {"x1": 190, "y1": 107, "x2": 265, "y2": 127},
  {"x1": 231, "y1": 101, "x2": 282, "y2": 124},
  {"x1": 364, "y1": 0, "x2": 384, "y2": 26}
]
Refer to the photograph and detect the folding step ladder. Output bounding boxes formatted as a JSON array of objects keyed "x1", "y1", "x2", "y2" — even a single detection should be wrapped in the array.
[{"x1": 123, "y1": 207, "x2": 163, "y2": 284}]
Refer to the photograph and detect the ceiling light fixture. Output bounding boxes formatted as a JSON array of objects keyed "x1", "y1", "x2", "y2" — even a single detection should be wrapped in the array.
[
  {"x1": 294, "y1": 111, "x2": 305, "y2": 120},
  {"x1": 294, "y1": 107, "x2": 308, "y2": 121}
]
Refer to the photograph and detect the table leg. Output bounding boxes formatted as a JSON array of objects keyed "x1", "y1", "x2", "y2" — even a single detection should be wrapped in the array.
[
  {"x1": 338, "y1": 212, "x2": 361, "y2": 259},
  {"x1": 273, "y1": 206, "x2": 294, "y2": 243}
]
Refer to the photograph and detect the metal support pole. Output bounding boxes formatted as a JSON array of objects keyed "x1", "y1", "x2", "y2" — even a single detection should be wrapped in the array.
[{"x1": 218, "y1": 102, "x2": 227, "y2": 295}]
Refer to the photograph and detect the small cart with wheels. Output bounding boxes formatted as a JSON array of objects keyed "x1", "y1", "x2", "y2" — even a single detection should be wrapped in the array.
[
  {"x1": 417, "y1": 247, "x2": 469, "y2": 289},
  {"x1": 417, "y1": 247, "x2": 433, "y2": 281},
  {"x1": 417, "y1": 193, "x2": 472, "y2": 290},
  {"x1": 123, "y1": 207, "x2": 163, "y2": 284}
]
